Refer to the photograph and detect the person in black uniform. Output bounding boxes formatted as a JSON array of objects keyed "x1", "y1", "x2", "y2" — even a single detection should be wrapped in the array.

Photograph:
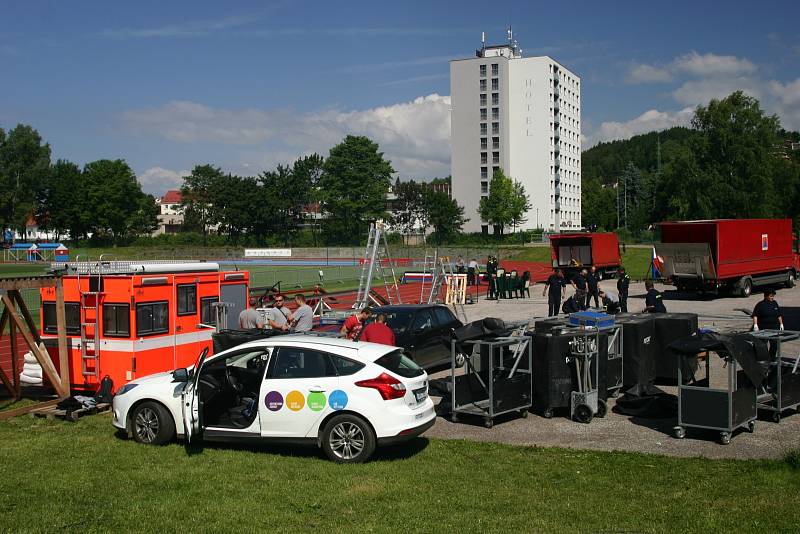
[
  {"x1": 543, "y1": 269, "x2": 566, "y2": 317},
  {"x1": 752, "y1": 289, "x2": 783, "y2": 357},
  {"x1": 617, "y1": 267, "x2": 630, "y2": 313},
  {"x1": 644, "y1": 281, "x2": 667, "y2": 313},
  {"x1": 587, "y1": 266, "x2": 600, "y2": 308},
  {"x1": 486, "y1": 255, "x2": 498, "y2": 299},
  {"x1": 572, "y1": 269, "x2": 588, "y2": 310}
]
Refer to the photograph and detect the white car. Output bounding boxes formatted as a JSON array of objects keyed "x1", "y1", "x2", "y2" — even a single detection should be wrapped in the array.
[{"x1": 112, "y1": 336, "x2": 435, "y2": 463}]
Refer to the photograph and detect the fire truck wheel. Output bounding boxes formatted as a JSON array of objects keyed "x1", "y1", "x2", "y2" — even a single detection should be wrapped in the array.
[{"x1": 131, "y1": 401, "x2": 175, "y2": 445}]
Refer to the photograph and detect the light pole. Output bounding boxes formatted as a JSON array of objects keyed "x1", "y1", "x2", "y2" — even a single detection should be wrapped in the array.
[{"x1": 536, "y1": 208, "x2": 539, "y2": 229}]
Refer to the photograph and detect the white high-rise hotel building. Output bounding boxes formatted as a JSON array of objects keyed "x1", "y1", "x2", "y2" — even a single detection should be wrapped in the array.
[{"x1": 450, "y1": 31, "x2": 581, "y2": 233}]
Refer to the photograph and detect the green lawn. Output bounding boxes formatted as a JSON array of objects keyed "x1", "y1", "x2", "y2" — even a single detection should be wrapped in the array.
[
  {"x1": 509, "y1": 246, "x2": 654, "y2": 279},
  {"x1": 0, "y1": 412, "x2": 797, "y2": 532}
]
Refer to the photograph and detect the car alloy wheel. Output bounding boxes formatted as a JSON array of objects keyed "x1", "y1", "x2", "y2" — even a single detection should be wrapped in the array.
[
  {"x1": 134, "y1": 406, "x2": 160, "y2": 444},
  {"x1": 328, "y1": 421, "x2": 365, "y2": 460}
]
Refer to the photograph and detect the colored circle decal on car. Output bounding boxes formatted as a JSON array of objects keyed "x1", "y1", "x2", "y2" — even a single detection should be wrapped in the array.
[
  {"x1": 286, "y1": 390, "x2": 305, "y2": 411},
  {"x1": 328, "y1": 390, "x2": 348, "y2": 410},
  {"x1": 307, "y1": 391, "x2": 326, "y2": 411},
  {"x1": 264, "y1": 391, "x2": 284, "y2": 412}
]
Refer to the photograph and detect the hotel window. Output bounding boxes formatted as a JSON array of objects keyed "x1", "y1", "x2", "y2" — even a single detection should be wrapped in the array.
[
  {"x1": 491, "y1": 63, "x2": 498, "y2": 76},
  {"x1": 491, "y1": 122, "x2": 499, "y2": 135},
  {"x1": 492, "y1": 136, "x2": 499, "y2": 149},
  {"x1": 480, "y1": 64, "x2": 486, "y2": 77},
  {"x1": 492, "y1": 152, "x2": 499, "y2": 164},
  {"x1": 491, "y1": 78, "x2": 499, "y2": 91},
  {"x1": 481, "y1": 167, "x2": 488, "y2": 179},
  {"x1": 481, "y1": 152, "x2": 487, "y2": 164},
  {"x1": 492, "y1": 107, "x2": 499, "y2": 120},
  {"x1": 491, "y1": 93, "x2": 499, "y2": 106},
  {"x1": 479, "y1": 94, "x2": 487, "y2": 107},
  {"x1": 480, "y1": 108, "x2": 487, "y2": 120},
  {"x1": 481, "y1": 182, "x2": 488, "y2": 194},
  {"x1": 480, "y1": 123, "x2": 487, "y2": 136},
  {"x1": 480, "y1": 79, "x2": 487, "y2": 92},
  {"x1": 480, "y1": 137, "x2": 487, "y2": 150}
]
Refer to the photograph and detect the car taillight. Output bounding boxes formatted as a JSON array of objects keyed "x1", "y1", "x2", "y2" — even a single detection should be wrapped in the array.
[{"x1": 355, "y1": 373, "x2": 406, "y2": 400}]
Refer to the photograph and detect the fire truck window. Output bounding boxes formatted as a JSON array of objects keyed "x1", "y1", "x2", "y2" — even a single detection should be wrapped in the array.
[
  {"x1": 136, "y1": 302, "x2": 169, "y2": 336},
  {"x1": 177, "y1": 284, "x2": 197, "y2": 315},
  {"x1": 42, "y1": 302, "x2": 80, "y2": 335},
  {"x1": 103, "y1": 304, "x2": 130, "y2": 337},
  {"x1": 201, "y1": 296, "x2": 219, "y2": 326}
]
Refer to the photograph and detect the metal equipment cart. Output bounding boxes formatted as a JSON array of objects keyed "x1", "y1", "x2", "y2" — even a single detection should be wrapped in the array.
[
  {"x1": 750, "y1": 329, "x2": 800, "y2": 423},
  {"x1": 673, "y1": 341, "x2": 757, "y2": 445},
  {"x1": 450, "y1": 335, "x2": 533, "y2": 428}
]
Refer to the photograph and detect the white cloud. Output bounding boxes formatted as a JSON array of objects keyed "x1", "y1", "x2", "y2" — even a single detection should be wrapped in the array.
[
  {"x1": 100, "y1": 14, "x2": 260, "y2": 39},
  {"x1": 768, "y1": 78, "x2": 800, "y2": 130},
  {"x1": 137, "y1": 166, "x2": 189, "y2": 195},
  {"x1": 586, "y1": 108, "x2": 694, "y2": 146},
  {"x1": 626, "y1": 51, "x2": 756, "y2": 84},
  {"x1": 671, "y1": 76, "x2": 766, "y2": 107},
  {"x1": 122, "y1": 94, "x2": 452, "y2": 180}
]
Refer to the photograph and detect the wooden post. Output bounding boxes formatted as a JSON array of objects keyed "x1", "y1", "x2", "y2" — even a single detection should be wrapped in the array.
[
  {"x1": 0, "y1": 306, "x2": 12, "y2": 394},
  {"x1": 9, "y1": 308, "x2": 20, "y2": 399},
  {"x1": 11, "y1": 290, "x2": 41, "y2": 344},
  {"x1": 54, "y1": 278, "x2": 69, "y2": 389}
]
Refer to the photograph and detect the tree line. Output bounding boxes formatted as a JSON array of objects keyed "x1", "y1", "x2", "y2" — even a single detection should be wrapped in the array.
[{"x1": 582, "y1": 92, "x2": 800, "y2": 237}]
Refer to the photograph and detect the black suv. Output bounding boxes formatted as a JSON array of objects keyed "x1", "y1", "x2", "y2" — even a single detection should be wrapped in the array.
[{"x1": 367, "y1": 305, "x2": 463, "y2": 370}]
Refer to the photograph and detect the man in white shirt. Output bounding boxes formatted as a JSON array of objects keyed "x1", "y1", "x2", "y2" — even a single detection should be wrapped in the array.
[
  {"x1": 598, "y1": 289, "x2": 620, "y2": 314},
  {"x1": 290, "y1": 294, "x2": 314, "y2": 332}
]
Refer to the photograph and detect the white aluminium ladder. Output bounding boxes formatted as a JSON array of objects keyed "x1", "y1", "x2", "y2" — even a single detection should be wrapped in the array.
[
  {"x1": 353, "y1": 221, "x2": 402, "y2": 309},
  {"x1": 75, "y1": 254, "x2": 113, "y2": 379}
]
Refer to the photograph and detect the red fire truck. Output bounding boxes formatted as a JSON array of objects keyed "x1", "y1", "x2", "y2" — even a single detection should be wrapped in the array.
[
  {"x1": 549, "y1": 232, "x2": 622, "y2": 279},
  {"x1": 40, "y1": 261, "x2": 249, "y2": 392}
]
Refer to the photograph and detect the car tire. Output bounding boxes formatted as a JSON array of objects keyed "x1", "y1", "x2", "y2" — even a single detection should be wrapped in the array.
[
  {"x1": 321, "y1": 414, "x2": 376, "y2": 464},
  {"x1": 131, "y1": 401, "x2": 175, "y2": 445}
]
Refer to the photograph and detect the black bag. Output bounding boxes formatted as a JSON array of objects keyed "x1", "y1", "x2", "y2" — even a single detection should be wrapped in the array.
[{"x1": 95, "y1": 375, "x2": 114, "y2": 404}]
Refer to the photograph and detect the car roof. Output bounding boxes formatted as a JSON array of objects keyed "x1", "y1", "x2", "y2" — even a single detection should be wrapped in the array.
[
  {"x1": 217, "y1": 334, "x2": 397, "y2": 363},
  {"x1": 372, "y1": 304, "x2": 446, "y2": 312}
]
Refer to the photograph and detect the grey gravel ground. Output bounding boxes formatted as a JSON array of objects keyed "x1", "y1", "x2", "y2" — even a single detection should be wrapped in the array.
[{"x1": 425, "y1": 281, "x2": 800, "y2": 459}]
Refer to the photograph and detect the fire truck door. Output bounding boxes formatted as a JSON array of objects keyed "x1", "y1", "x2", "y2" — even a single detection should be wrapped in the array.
[{"x1": 221, "y1": 283, "x2": 247, "y2": 330}]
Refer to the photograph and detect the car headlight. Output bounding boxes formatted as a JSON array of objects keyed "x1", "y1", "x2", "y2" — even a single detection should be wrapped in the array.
[{"x1": 116, "y1": 383, "x2": 139, "y2": 396}]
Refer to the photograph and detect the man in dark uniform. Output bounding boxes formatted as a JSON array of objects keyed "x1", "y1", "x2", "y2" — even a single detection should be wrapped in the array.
[
  {"x1": 617, "y1": 267, "x2": 630, "y2": 313},
  {"x1": 543, "y1": 269, "x2": 566, "y2": 317},
  {"x1": 486, "y1": 255, "x2": 498, "y2": 299},
  {"x1": 752, "y1": 289, "x2": 783, "y2": 357},
  {"x1": 587, "y1": 266, "x2": 600, "y2": 308},
  {"x1": 644, "y1": 281, "x2": 667, "y2": 313},
  {"x1": 572, "y1": 269, "x2": 588, "y2": 310}
]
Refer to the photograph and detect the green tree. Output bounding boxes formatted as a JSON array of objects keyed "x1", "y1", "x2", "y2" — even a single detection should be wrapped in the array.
[
  {"x1": 38, "y1": 159, "x2": 89, "y2": 240},
  {"x1": 0, "y1": 124, "x2": 51, "y2": 236},
  {"x1": 319, "y1": 136, "x2": 394, "y2": 244},
  {"x1": 509, "y1": 180, "x2": 532, "y2": 232},
  {"x1": 391, "y1": 180, "x2": 427, "y2": 236},
  {"x1": 212, "y1": 174, "x2": 258, "y2": 242},
  {"x1": 422, "y1": 189, "x2": 467, "y2": 244},
  {"x1": 180, "y1": 165, "x2": 224, "y2": 238},
  {"x1": 477, "y1": 168, "x2": 515, "y2": 235},
  {"x1": 291, "y1": 154, "x2": 325, "y2": 244}
]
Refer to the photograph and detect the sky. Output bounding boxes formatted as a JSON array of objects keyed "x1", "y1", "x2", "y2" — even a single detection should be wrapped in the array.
[{"x1": 1, "y1": 0, "x2": 799, "y2": 196}]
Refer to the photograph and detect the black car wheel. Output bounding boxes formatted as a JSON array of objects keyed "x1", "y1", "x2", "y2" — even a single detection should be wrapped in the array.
[
  {"x1": 131, "y1": 401, "x2": 175, "y2": 445},
  {"x1": 322, "y1": 414, "x2": 376, "y2": 463}
]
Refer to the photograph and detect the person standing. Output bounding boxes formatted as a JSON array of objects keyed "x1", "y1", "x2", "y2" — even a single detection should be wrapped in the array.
[
  {"x1": 359, "y1": 313, "x2": 396, "y2": 345},
  {"x1": 486, "y1": 255, "x2": 498, "y2": 299},
  {"x1": 340, "y1": 307, "x2": 372, "y2": 340},
  {"x1": 543, "y1": 269, "x2": 566, "y2": 317},
  {"x1": 752, "y1": 289, "x2": 784, "y2": 357},
  {"x1": 238, "y1": 297, "x2": 265, "y2": 330},
  {"x1": 644, "y1": 281, "x2": 667, "y2": 313},
  {"x1": 467, "y1": 257, "x2": 479, "y2": 286},
  {"x1": 289, "y1": 294, "x2": 314, "y2": 332},
  {"x1": 455, "y1": 255, "x2": 465, "y2": 274},
  {"x1": 617, "y1": 267, "x2": 630, "y2": 313},
  {"x1": 268, "y1": 294, "x2": 291, "y2": 331},
  {"x1": 587, "y1": 266, "x2": 600, "y2": 308},
  {"x1": 572, "y1": 269, "x2": 588, "y2": 310}
]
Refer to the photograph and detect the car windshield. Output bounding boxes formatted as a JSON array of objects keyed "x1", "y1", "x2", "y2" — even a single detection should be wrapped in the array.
[
  {"x1": 380, "y1": 311, "x2": 414, "y2": 333},
  {"x1": 374, "y1": 349, "x2": 424, "y2": 378}
]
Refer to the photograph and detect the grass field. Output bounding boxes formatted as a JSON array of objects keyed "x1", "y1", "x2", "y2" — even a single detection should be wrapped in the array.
[
  {"x1": 509, "y1": 246, "x2": 654, "y2": 279},
  {"x1": 0, "y1": 412, "x2": 797, "y2": 532}
]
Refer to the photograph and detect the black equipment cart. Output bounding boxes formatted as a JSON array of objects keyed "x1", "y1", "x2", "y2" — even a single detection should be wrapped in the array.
[{"x1": 749, "y1": 329, "x2": 800, "y2": 423}]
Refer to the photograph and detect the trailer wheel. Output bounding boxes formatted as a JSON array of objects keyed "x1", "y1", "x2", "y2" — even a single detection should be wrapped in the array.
[
  {"x1": 719, "y1": 432, "x2": 731, "y2": 445},
  {"x1": 786, "y1": 272, "x2": 796, "y2": 289},
  {"x1": 573, "y1": 404, "x2": 593, "y2": 424},
  {"x1": 673, "y1": 426, "x2": 685, "y2": 439},
  {"x1": 739, "y1": 278, "x2": 753, "y2": 297}
]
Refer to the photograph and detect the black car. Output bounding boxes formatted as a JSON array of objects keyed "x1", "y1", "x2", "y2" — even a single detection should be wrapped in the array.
[{"x1": 367, "y1": 305, "x2": 463, "y2": 370}]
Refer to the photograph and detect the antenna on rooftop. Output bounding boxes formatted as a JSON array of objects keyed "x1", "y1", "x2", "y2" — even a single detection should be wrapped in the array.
[{"x1": 481, "y1": 31, "x2": 486, "y2": 48}]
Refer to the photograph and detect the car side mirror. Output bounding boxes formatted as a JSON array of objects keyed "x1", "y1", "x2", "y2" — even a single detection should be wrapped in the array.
[{"x1": 173, "y1": 368, "x2": 189, "y2": 382}]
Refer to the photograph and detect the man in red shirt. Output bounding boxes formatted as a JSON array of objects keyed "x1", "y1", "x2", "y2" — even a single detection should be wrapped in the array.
[
  {"x1": 359, "y1": 313, "x2": 396, "y2": 346},
  {"x1": 340, "y1": 307, "x2": 372, "y2": 340}
]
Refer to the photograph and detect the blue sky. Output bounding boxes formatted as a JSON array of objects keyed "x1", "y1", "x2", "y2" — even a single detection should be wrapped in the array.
[{"x1": 1, "y1": 0, "x2": 799, "y2": 195}]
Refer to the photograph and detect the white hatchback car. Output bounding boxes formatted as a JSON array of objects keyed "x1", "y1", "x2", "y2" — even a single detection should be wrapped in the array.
[{"x1": 112, "y1": 336, "x2": 435, "y2": 463}]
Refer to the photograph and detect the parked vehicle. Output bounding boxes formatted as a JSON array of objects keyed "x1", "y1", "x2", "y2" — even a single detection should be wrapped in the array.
[
  {"x1": 367, "y1": 305, "x2": 463, "y2": 369},
  {"x1": 549, "y1": 232, "x2": 621, "y2": 279},
  {"x1": 112, "y1": 336, "x2": 435, "y2": 463},
  {"x1": 656, "y1": 218, "x2": 800, "y2": 296}
]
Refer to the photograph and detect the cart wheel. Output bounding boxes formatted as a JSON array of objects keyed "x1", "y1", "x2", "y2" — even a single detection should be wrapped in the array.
[
  {"x1": 719, "y1": 432, "x2": 731, "y2": 445},
  {"x1": 596, "y1": 399, "x2": 608, "y2": 418},
  {"x1": 484, "y1": 419, "x2": 493, "y2": 429},
  {"x1": 772, "y1": 412, "x2": 781, "y2": 423},
  {"x1": 610, "y1": 389, "x2": 619, "y2": 398},
  {"x1": 573, "y1": 404, "x2": 593, "y2": 424},
  {"x1": 450, "y1": 413, "x2": 459, "y2": 423},
  {"x1": 747, "y1": 421, "x2": 756, "y2": 433},
  {"x1": 519, "y1": 409, "x2": 529, "y2": 419},
  {"x1": 542, "y1": 408, "x2": 553, "y2": 419},
  {"x1": 673, "y1": 426, "x2": 685, "y2": 439}
]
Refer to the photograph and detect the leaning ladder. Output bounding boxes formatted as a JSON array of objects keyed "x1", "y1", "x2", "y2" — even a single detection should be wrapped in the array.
[
  {"x1": 353, "y1": 221, "x2": 403, "y2": 309},
  {"x1": 427, "y1": 256, "x2": 467, "y2": 322},
  {"x1": 75, "y1": 254, "x2": 113, "y2": 380}
]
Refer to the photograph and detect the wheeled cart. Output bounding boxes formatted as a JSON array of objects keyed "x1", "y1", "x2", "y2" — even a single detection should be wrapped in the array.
[
  {"x1": 450, "y1": 336, "x2": 533, "y2": 428},
  {"x1": 673, "y1": 337, "x2": 758, "y2": 445},
  {"x1": 750, "y1": 329, "x2": 800, "y2": 423}
]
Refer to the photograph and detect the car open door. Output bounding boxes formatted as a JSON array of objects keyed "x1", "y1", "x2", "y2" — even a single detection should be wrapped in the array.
[{"x1": 182, "y1": 347, "x2": 208, "y2": 443}]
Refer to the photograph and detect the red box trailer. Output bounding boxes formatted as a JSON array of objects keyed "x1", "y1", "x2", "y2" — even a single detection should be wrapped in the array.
[
  {"x1": 549, "y1": 232, "x2": 622, "y2": 278},
  {"x1": 656, "y1": 219, "x2": 800, "y2": 296}
]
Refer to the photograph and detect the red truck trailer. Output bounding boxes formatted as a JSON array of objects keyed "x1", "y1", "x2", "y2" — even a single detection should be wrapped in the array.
[
  {"x1": 549, "y1": 232, "x2": 622, "y2": 278},
  {"x1": 655, "y1": 219, "x2": 800, "y2": 296}
]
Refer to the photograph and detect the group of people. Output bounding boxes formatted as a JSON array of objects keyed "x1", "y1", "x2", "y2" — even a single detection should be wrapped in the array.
[
  {"x1": 238, "y1": 293, "x2": 314, "y2": 333},
  {"x1": 339, "y1": 306, "x2": 396, "y2": 345},
  {"x1": 542, "y1": 266, "x2": 667, "y2": 316},
  {"x1": 455, "y1": 255, "x2": 490, "y2": 287}
]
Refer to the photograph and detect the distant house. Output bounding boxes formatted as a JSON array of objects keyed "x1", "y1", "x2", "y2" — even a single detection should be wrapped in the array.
[
  {"x1": 13, "y1": 214, "x2": 58, "y2": 242},
  {"x1": 153, "y1": 190, "x2": 184, "y2": 235}
]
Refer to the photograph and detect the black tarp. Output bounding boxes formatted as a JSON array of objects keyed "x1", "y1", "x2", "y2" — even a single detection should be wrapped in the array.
[
  {"x1": 212, "y1": 329, "x2": 287, "y2": 353},
  {"x1": 452, "y1": 318, "x2": 511, "y2": 354},
  {"x1": 616, "y1": 314, "x2": 658, "y2": 396},
  {"x1": 667, "y1": 331, "x2": 768, "y2": 388},
  {"x1": 654, "y1": 313, "x2": 699, "y2": 384}
]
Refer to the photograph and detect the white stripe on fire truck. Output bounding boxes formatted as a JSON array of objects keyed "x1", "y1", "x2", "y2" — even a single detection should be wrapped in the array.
[{"x1": 41, "y1": 330, "x2": 214, "y2": 352}]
